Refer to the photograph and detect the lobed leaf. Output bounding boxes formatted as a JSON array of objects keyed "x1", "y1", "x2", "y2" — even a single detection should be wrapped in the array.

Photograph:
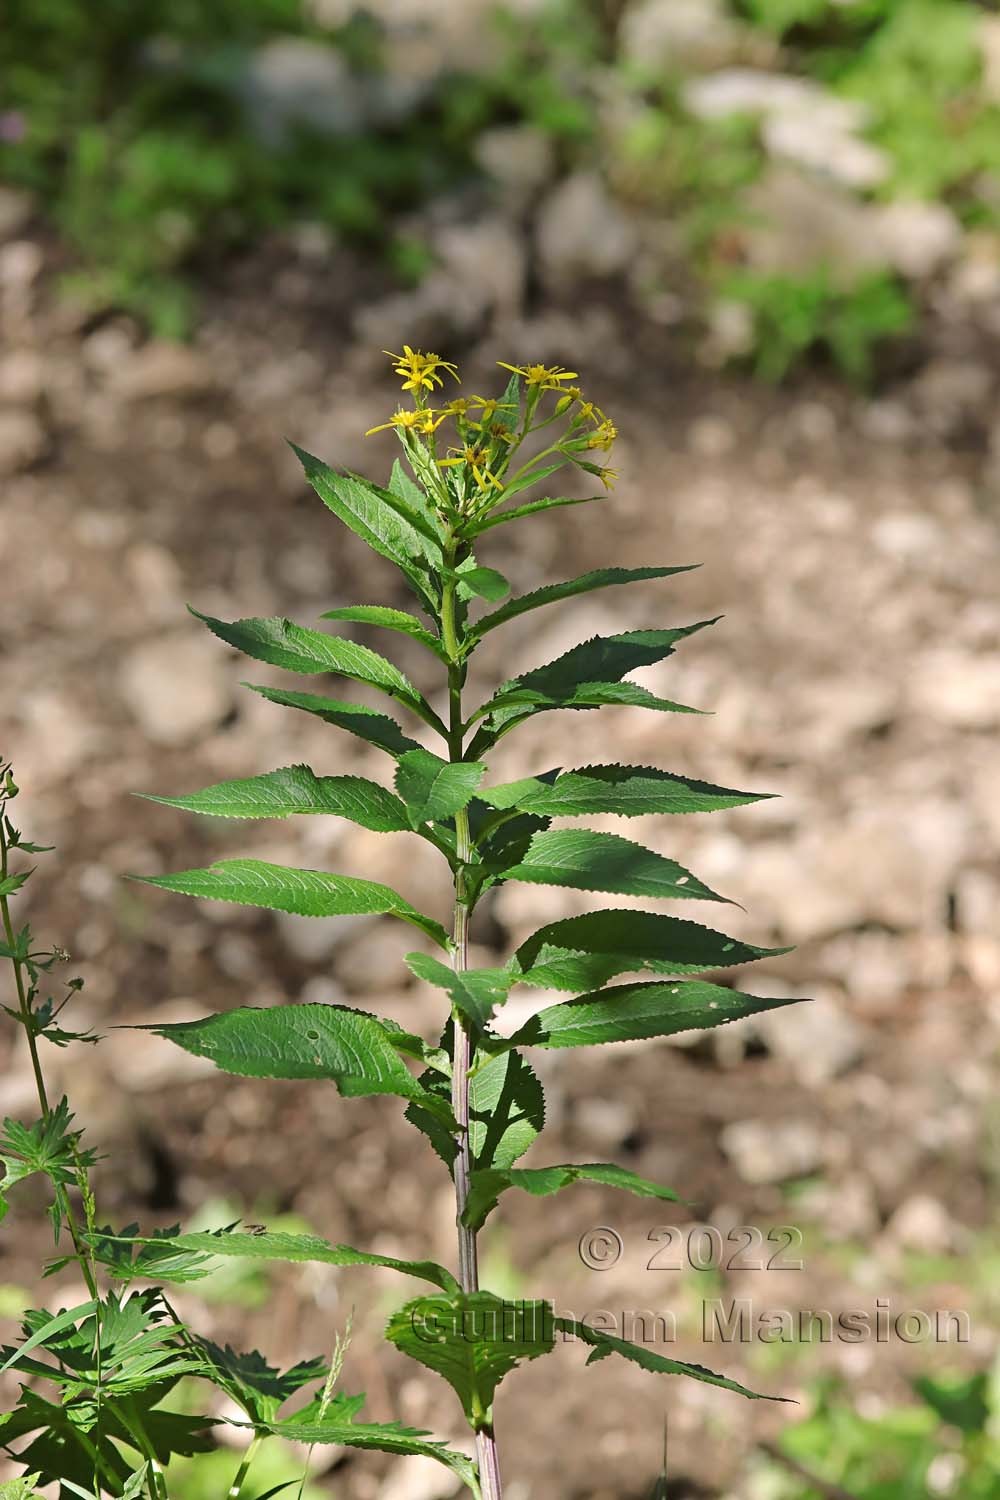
[
  {"x1": 142, "y1": 1004, "x2": 456, "y2": 1122},
  {"x1": 192, "y1": 609, "x2": 444, "y2": 732},
  {"x1": 244, "y1": 683, "x2": 422, "y2": 758},
  {"x1": 140, "y1": 764, "x2": 410, "y2": 832},
  {"x1": 469, "y1": 566, "x2": 698, "y2": 641},
  {"x1": 395, "y1": 749, "x2": 486, "y2": 827},
  {"x1": 133, "y1": 857, "x2": 449, "y2": 947},
  {"x1": 321, "y1": 604, "x2": 449, "y2": 662},
  {"x1": 508, "y1": 910, "x2": 790, "y2": 991},
  {"x1": 480, "y1": 763, "x2": 773, "y2": 818},
  {"x1": 386, "y1": 1292, "x2": 554, "y2": 1428},
  {"x1": 489, "y1": 826, "x2": 728, "y2": 903},
  {"x1": 462, "y1": 1163, "x2": 680, "y2": 1232},
  {"x1": 266, "y1": 1412, "x2": 479, "y2": 1493},
  {"x1": 555, "y1": 1317, "x2": 783, "y2": 1401},
  {"x1": 509, "y1": 980, "x2": 808, "y2": 1050}
]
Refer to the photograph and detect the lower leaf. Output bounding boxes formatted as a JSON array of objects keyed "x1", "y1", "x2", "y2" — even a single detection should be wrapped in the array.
[{"x1": 555, "y1": 1317, "x2": 788, "y2": 1401}]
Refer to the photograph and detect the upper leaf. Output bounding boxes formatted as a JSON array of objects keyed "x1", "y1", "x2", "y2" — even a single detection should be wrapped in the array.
[
  {"x1": 388, "y1": 456, "x2": 447, "y2": 543},
  {"x1": 291, "y1": 445, "x2": 442, "y2": 609},
  {"x1": 244, "y1": 684, "x2": 422, "y2": 759},
  {"x1": 321, "y1": 605, "x2": 449, "y2": 662},
  {"x1": 479, "y1": 764, "x2": 772, "y2": 818},
  {"x1": 487, "y1": 827, "x2": 728, "y2": 904},
  {"x1": 475, "y1": 493, "x2": 605, "y2": 535},
  {"x1": 406, "y1": 952, "x2": 512, "y2": 1033},
  {"x1": 508, "y1": 980, "x2": 808, "y2": 1049},
  {"x1": 407, "y1": 1045, "x2": 545, "y2": 1174},
  {"x1": 144, "y1": 1004, "x2": 455, "y2": 1121},
  {"x1": 555, "y1": 1317, "x2": 783, "y2": 1401},
  {"x1": 468, "y1": 567, "x2": 698, "y2": 642},
  {"x1": 462, "y1": 1163, "x2": 680, "y2": 1232},
  {"x1": 192, "y1": 610, "x2": 444, "y2": 732},
  {"x1": 140, "y1": 764, "x2": 411, "y2": 833},
  {"x1": 395, "y1": 749, "x2": 486, "y2": 827},
  {"x1": 508, "y1": 911, "x2": 790, "y2": 991},
  {"x1": 386, "y1": 1292, "x2": 554, "y2": 1429},
  {"x1": 133, "y1": 858, "x2": 449, "y2": 948}
]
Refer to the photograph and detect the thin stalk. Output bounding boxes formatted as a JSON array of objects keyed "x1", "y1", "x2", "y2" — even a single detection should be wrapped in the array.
[
  {"x1": 228, "y1": 1434, "x2": 262, "y2": 1500},
  {"x1": 440, "y1": 559, "x2": 503, "y2": 1500}
]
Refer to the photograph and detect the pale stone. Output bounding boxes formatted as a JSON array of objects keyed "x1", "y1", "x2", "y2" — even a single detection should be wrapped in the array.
[
  {"x1": 873, "y1": 200, "x2": 961, "y2": 279},
  {"x1": 536, "y1": 172, "x2": 637, "y2": 282},
  {"x1": 720, "y1": 1118, "x2": 827, "y2": 1184},
  {"x1": 907, "y1": 649, "x2": 1000, "y2": 729},
  {"x1": 120, "y1": 631, "x2": 233, "y2": 745},
  {"x1": 0, "y1": 408, "x2": 45, "y2": 473}
]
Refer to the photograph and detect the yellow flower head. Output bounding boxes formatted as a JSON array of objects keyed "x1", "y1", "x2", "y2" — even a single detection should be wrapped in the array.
[
  {"x1": 438, "y1": 443, "x2": 505, "y2": 492},
  {"x1": 586, "y1": 419, "x2": 618, "y2": 452},
  {"x1": 497, "y1": 361, "x2": 579, "y2": 390},
  {"x1": 385, "y1": 345, "x2": 459, "y2": 394},
  {"x1": 365, "y1": 408, "x2": 439, "y2": 437}
]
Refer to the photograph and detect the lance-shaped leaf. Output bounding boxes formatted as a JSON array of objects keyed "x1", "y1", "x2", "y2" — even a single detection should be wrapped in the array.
[
  {"x1": 473, "y1": 621, "x2": 718, "y2": 729},
  {"x1": 489, "y1": 827, "x2": 727, "y2": 903},
  {"x1": 140, "y1": 764, "x2": 411, "y2": 833},
  {"x1": 455, "y1": 564, "x2": 510, "y2": 603},
  {"x1": 509, "y1": 980, "x2": 808, "y2": 1050},
  {"x1": 133, "y1": 858, "x2": 448, "y2": 948},
  {"x1": 143, "y1": 1004, "x2": 456, "y2": 1123},
  {"x1": 462, "y1": 1163, "x2": 681, "y2": 1232},
  {"x1": 480, "y1": 763, "x2": 772, "y2": 818},
  {"x1": 509, "y1": 911, "x2": 790, "y2": 991},
  {"x1": 265, "y1": 1409, "x2": 479, "y2": 1494},
  {"x1": 407, "y1": 1047, "x2": 545, "y2": 1173},
  {"x1": 321, "y1": 605, "x2": 449, "y2": 662},
  {"x1": 245, "y1": 684, "x2": 422, "y2": 758},
  {"x1": 468, "y1": 566, "x2": 698, "y2": 641},
  {"x1": 406, "y1": 952, "x2": 512, "y2": 1032},
  {"x1": 192, "y1": 609, "x2": 445, "y2": 732},
  {"x1": 387, "y1": 1292, "x2": 555, "y2": 1429},
  {"x1": 388, "y1": 457, "x2": 447, "y2": 543},
  {"x1": 95, "y1": 1226, "x2": 460, "y2": 1294},
  {"x1": 555, "y1": 1318, "x2": 783, "y2": 1401},
  {"x1": 395, "y1": 749, "x2": 486, "y2": 827},
  {"x1": 291, "y1": 445, "x2": 442, "y2": 608},
  {"x1": 475, "y1": 492, "x2": 604, "y2": 535}
]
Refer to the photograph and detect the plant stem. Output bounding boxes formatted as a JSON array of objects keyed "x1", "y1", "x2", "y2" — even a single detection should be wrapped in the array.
[{"x1": 440, "y1": 557, "x2": 503, "y2": 1500}]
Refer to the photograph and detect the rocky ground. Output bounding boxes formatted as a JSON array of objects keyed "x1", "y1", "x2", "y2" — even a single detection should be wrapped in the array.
[{"x1": 1, "y1": 191, "x2": 999, "y2": 1499}]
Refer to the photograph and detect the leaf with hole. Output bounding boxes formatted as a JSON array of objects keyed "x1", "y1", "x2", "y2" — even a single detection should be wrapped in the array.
[{"x1": 488, "y1": 827, "x2": 727, "y2": 903}]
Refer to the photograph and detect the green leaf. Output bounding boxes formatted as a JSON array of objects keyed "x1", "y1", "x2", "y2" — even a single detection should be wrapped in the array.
[
  {"x1": 455, "y1": 565, "x2": 510, "y2": 603},
  {"x1": 469, "y1": 567, "x2": 698, "y2": 641},
  {"x1": 133, "y1": 858, "x2": 449, "y2": 947},
  {"x1": 408, "y1": 1046, "x2": 544, "y2": 1173},
  {"x1": 462, "y1": 1163, "x2": 680, "y2": 1232},
  {"x1": 475, "y1": 493, "x2": 604, "y2": 534},
  {"x1": 388, "y1": 456, "x2": 447, "y2": 542},
  {"x1": 406, "y1": 953, "x2": 512, "y2": 1032},
  {"x1": 490, "y1": 827, "x2": 728, "y2": 903},
  {"x1": 192, "y1": 609, "x2": 444, "y2": 732},
  {"x1": 508, "y1": 911, "x2": 790, "y2": 991},
  {"x1": 555, "y1": 1317, "x2": 783, "y2": 1401},
  {"x1": 495, "y1": 460, "x2": 565, "y2": 500},
  {"x1": 265, "y1": 1411, "x2": 479, "y2": 1494},
  {"x1": 0, "y1": 1300, "x2": 98, "y2": 1377},
  {"x1": 480, "y1": 763, "x2": 772, "y2": 818},
  {"x1": 98, "y1": 1226, "x2": 460, "y2": 1294},
  {"x1": 0, "y1": 872, "x2": 28, "y2": 897},
  {"x1": 140, "y1": 764, "x2": 411, "y2": 832},
  {"x1": 395, "y1": 749, "x2": 486, "y2": 828},
  {"x1": 244, "y1": 683, "x2": 422, "y2": 758},
  {"x1": 291, "y1": 444, "x2": 442, "y2": 607},
  {"x1": 0, "y1": 1474, "x2": 45, "y2": 1499},
  {"x1": 386, "y1": 1292, "x2": 555, "y2": 1428},
  {"x1": 321, "y1": 605, "x2": 449, "y2": 662},
  {"x1": 509, "y1": 980, "x2": 808, "y2": 1049},
  {"x1": 143, "y1": 1004, "x2": 456, "y2": 1122}
]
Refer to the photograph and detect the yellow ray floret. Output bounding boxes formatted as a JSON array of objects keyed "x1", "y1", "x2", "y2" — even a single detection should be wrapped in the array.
[
  {"x1": 385, "y1": 345, "x2": 460, "y2": 393},
  {"x1": 365, "y1": 408, "x2": 440, "y2": 437},
  {"x1": 497, "y1": 361, "x2": 579, "y2": 389}
]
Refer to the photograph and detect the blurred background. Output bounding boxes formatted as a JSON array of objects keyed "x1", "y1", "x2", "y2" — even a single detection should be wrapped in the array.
[{"x1": 1, "y1": 1, "x2": 999, "y2": 1496}]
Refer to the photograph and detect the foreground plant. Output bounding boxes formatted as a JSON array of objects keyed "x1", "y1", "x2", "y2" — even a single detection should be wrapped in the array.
[{"x1": 104, "y1": 349, "x2": 803, "y2": 1497}]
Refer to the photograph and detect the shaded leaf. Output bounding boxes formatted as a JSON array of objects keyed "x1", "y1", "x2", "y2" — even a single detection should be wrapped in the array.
[
  {"x1": 556, "y1": 1317, "x2": 783, "y2": 1401},
  {"x1": 462, "y1": 1163, "x2": 680, "y2": 1232},
  {"x1": 395, "y1": 750, "x2": 486, "y2": 827},
  {"x1": 244, "y1": 683, "x2": 421, "y2": 758},
  {"x1": 480, "y1": 763, "x2": 772, "y2": 818},
  {"x1": 141, "y1": 764, "x2": 410, "y2": 832},
  {"x1": 266, "y1": 1410, "x2": 479, "y2": 1494},
  {"x1": 406, "y1": 952, "x2": 512, "y2": 1032},
  {"x1": 456, "y1": 565, "x2": 510, "y2": 603},
  {"x1": 133, "y1": 858, "x2": 448, "y2": 947},
  {"x1": 469, "y1": 567, "x2": 698, "y2": 641},
  {"x1": 408, "y1": 1046, "x2": 544, "y2": 1174},
  {"x1": 509, "y1": 980, "x2": 808, "y2": 1049}
]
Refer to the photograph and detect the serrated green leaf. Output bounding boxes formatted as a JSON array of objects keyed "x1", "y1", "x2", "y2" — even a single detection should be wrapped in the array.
[
  {"x1": 132, "y1": 858, "x2": 448, "y2": 947},
  {"x1": 244, "y1": 683, "x2": 422, "y2": 758},
  {"x1": 406, "y1": 953, "x2": 512, "y2": 1032},
  {"x1": 395, "y1": 750, "x2": 486, "y2": 827},
  {"x1": 265, "y1": 1411, "x2": 479, "y2": 1494},
  {"x1": 407, "y1": 1045, "x2": 544, "y2": 1174},
  {"x1": 490, "y1": 827, "x2": 727, "y2": 903},
  {"x1": 0, "y1": 1300, "x2": 98, "y2": 1377},
  {"x1": 0, "y1": 1474, "x2": 45, "y2": 1499},
  {"x1": 555, "y1": 1317, "x2": 783, "y2": 1401},
  {"x1": 509, "y1": 980, "x2": 808, "y2": 1049},
  {"x1": 386, "y1": 1292, "x2": 554, "y2": 1428},
  {"x1": 0, "y1": 872, "x2": 29, "y2": 896},
  {"x1": 480, "y1": 763, "x2": 772, "y2": 818},
  {"x1": 469, "y1": 567, "x2": 698, "y2": 641},
  {"x1": 321, "y1": 605, "x2": 449, "y2": 662},
  {"x1": 141, "y1": 764, "x2": 411, "y2": 832},
  {"x1": 143, "y1": 1004, "x2": 456, "y2": 1122},
  {"x1": 462, "y1": 1163, "x2": 680, "y2": 1232},
  {"x1": 456, "y1": 565, "x2": 510, "y2": 603},
  {"x1": 291, "y1": 444, "x2": 442, "y2": 607},
  {"x1": 475, "y1": 493, "x2": 604, "y2": 535},
  {"x1": 95, "y1": 1226, "x2": 460, "y2": 1293},
  {"x1": 192, "y1": 609, "x2": 444, "y2": 732},
  {"x1": 495, "y1": 460, "x2": 565, "y2": 500},
  {"x1": 509, "y1": 911, "x2": 790, "y2": 991},
  {"x1": 389, "y1": 457, "x2": 447, "y2": 543}
]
